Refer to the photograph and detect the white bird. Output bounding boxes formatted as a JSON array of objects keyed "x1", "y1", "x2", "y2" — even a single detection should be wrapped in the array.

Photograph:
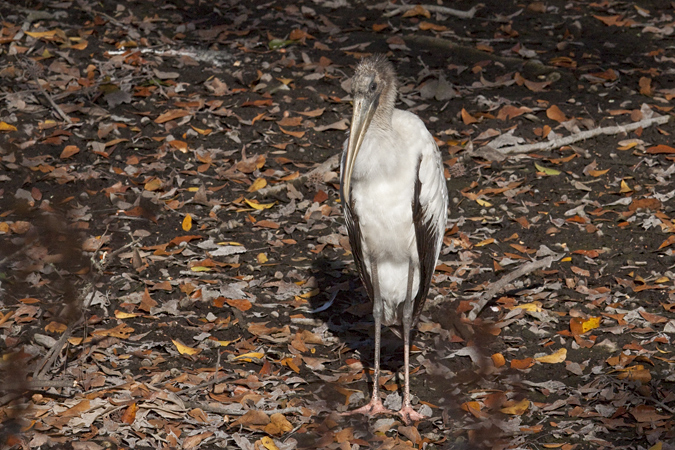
[{"x1": 340, "y1": 55, "x2": 448, "y2": 424}]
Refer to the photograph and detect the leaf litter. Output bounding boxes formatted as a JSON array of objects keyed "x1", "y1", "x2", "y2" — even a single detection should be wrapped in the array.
[{"x1": 1, "y1": 1, "x2": 675, "y2": 450}]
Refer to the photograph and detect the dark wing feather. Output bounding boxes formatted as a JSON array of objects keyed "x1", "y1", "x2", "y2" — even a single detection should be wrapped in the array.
[
  {"x1": 343, "y1": 199, "x2": 374, "y2": 302},
  {"x1": 410, "y1": 155, "x2": 443, "y2": 327},
  {"x1": 341, "y1": 143, "x2": 373, "y2": 302}
]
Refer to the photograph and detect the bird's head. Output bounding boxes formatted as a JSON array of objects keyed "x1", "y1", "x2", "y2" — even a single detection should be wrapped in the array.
[{"x1": 342, "y1": 55, "x2": 397, "y2": 203}]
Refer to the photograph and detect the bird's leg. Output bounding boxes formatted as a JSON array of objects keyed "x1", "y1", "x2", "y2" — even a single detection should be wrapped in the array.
[
  {"x1": 399, "y1": 259, "x2": 426, "y2": 424},
  {"x1": 346, "y1": 256, "x2": 392, "y2": 417}
]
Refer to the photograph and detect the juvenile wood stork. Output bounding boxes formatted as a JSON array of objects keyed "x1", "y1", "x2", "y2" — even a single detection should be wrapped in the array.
[{"x1": 340, "y1": 55, "x2": 448, "y2": 424}]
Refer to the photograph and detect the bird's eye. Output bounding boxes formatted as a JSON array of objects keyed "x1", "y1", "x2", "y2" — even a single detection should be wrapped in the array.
[{"x1": 369, "y1": 81, "x2": 377, "y2": 92}]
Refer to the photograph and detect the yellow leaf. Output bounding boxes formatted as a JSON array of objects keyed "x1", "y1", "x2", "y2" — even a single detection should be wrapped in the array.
[
  {"x1": 475, "y1": 238, "x2": 495, "y2": 247},
  {"x1": 476, "y1": 198, "x2": 492, "y2": 207},
  {"x1": 299, "y1": 288, "x2": 320, "y2": 299},
  {"x1": 261, "y1": 436, "x2": 280, "y2": 450},
  {"x1": 0, "y1": 122, "x2": 17, "y2": 132},
  {"x1": 247, "y1": 177, "x2": 268, "y2": 193},
  {"x1": 620, "y1": 180, "x2": 632, "y2": 193},
  {"x1": 115, "y1": 311, "x2": 139, "y2": 319},
  {"x1": 588, "y1": 168, "x2": 610, "y2": 177},
  {"x1": 513, "y1": 301, "x2": 542, "y2": 312},
  {"x1": 561, "y1": 256, "x2": 572, "y2": 262},
  {"x1": 617, "y1": 141, "x2": 638, "y2": 151},
  {"x1": 581, "y1": 316, "x2": 601, "y2": 333},
  {"x1": 257, "y1": 253, "x2": 268, "y2": 264},
  {"x1": 534, "y1": 163, "x2": 561, "y2": 176},
  {"x1": 172, "y1": 339, "x2": 200, "y2": 355},
  {"x1": 217, "y1": 340, "x2": 234, "y2": 347},
  {"x1": 535, "y1": 348, "x2": 567, "y2": 364},
  {"x1": 190, "y1": 126, "x2": 212, "y2": 135},
  {"x1": 190, "y1": 266, "x2": 212, "y2": 272},
  {"x1": 500, "y1": 398, "x2": 530, "y2": 415},
  {"x1": 182, "y1": 214, "x2": 192, "y2": 231},
  {"x1": 244, "y1": 198, "x2": 276, "y2": 210},
  {"x1": 217, "y1": 241, "x2": 242, "y2": 246},
  {"x1": 144, "y1": 178, "x2": 162, "y2": 191},
  {"x1": 655, "y1": 277, "x2": 669, "y2": 283},
  {"x1": 45, "y1": 321, "x2": 67, "y2": 333},
  {"x1": 234, "y1": 352, "x2": 264, "y2": 362},
  {"x1": 25, "y1": 30, "x2": 58, "y2": 38}
]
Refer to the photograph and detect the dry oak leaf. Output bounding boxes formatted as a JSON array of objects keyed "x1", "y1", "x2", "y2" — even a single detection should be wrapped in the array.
[
  {"x1": 647, "y1": 144, "x2": 675, "y2": 154},
  {"x1": 172, "y1": 339, "x2": 200, "y2": 355},
  {"x1": 546, "y1": 105, "x2": 567, "y2": 122},
  {"x1": 535, "y1": 348, "x2": 567, "y2": 364},
  {"x1": 500, "y1": 398, "x2": 530, "y2": 415},
  {"x1": 260, "y1": 437, "x2": 281, "y2": 450},
  {"x1": 639, "y1": 310, "x2": 668, "y2": 324},
  {"x1": 60, "y1": 145, "x2": 79, "y2": 158},
  {"x1": 402, "y1": 4, "x2": 431, "y2": 18},
  {"x1": 264, "y1": 413, "x2": 293, "y2": 436},
  {"x1": 630, "y1": 405, "x2": 670, "y2": 423},
  {"x1": 92, "y1": 323, "x2": 134, "y2": 339},
  {"x1": 155, "y1": 109, "x2": 190, "y2": 124},
  {"x1": 231, "y1": 410, "x2": 270, "y2": 428},
  {"x1": 226, "y1": 298, "x2": 252, "y2": 312},
  {"x1": 570, "y1": 316, "x2": 601, "y2": 335},
  {"x1": 497, "y1": 105, "x2": 532, "y2": 121},
  {"x1": 419, "y1": 22, "x2": 447, "y2": 32},
  {"x1": 511, "y1": 357, "x2": 535, "y2": 370},
  {"x1": 461, "y1": 108, "x2": 479, "y2": 125},
  {"x1": 184, "y1": 432, "x2": 214, "y2": 449},
  {"x1": 461, "y1": 401, "x2": 488, "y2": 419}
]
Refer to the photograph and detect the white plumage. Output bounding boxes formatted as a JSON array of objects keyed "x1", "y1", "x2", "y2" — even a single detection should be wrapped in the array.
[{"x1": 340, "y1": 55, "x2": 448, "y2": 424}]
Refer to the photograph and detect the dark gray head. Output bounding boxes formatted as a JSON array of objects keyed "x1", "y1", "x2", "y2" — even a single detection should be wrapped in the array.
[{"x1": 351, "y1": 54, "x2": 397, "y2": 123}]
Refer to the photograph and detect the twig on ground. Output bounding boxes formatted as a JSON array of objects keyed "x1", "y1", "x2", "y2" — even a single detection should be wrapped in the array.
[
  {"x1": 257, "y1": 153, "x2": 340, "y2": 197},
  {"x1": 496, "y1": 115, "x2": 670, "y2": 156},
  {"x1": 176, "y1": 352, "x2": 228, "y2": 395},
  {"x1": 18, "y1": 57, "x2": 72, "y2": 124},
  {"x1": 182, "y1": 401, "x2": 304, "y2": 416},
  {"x1": 467, "y1": 253, "x2": 563, "y2": 321},
  {"x1": 384, "y1": 3, "x2": 483, "y2": 19},
  {"x1": 33, "y1": 319, "x2": 81, "y2": 380},
  {"x1": 27, "y1": 379, "x2": 77, "y2": 389}
]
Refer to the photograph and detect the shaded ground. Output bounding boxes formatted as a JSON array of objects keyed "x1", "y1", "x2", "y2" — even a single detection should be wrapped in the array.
[{"x1": 2, "y1": 0, "x2": 675, "y2": 449}]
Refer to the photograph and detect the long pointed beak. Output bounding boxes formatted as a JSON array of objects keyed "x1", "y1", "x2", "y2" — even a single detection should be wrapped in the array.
[{"x1": 342, "y1": 96, "x2": 376, "y2": 204}]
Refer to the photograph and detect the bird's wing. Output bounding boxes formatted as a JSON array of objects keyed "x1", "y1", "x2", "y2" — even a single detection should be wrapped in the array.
[
  {"x1": 411, "y1": 141, "x2": 448, "y2": 326},
  {"x1": 343, "y1": 200, "x2": 374, "y2": 301},
  {"x1": 340, "y1": 142, "x2": 374, "y2": 302}
]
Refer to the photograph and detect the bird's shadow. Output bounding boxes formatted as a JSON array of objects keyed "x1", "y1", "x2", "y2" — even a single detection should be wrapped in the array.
[
  {"x1": 309, "y1": 255, "x2": 406, "y2": 367},
  {"x1": 307, "y1": 256, "x2": 408, "y2": 409}
]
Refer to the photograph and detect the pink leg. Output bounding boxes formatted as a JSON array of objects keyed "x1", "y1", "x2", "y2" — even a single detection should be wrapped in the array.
[
  {"x1": 343, "y1": 258, "x2": 394, "y2": 418},
  {"x1": 398, "y1": 260, "x2": 426, "y2": 425}
]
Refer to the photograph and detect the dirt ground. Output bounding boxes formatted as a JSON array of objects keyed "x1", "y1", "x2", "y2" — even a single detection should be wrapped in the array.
[{"x1": 2, "y1": 1, "x2": 675, "y2": 449}]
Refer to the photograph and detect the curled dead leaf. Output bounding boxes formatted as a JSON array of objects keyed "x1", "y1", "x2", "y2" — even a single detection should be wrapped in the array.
[{"x1": 535, "y1": 348, "x2": 567, "y2": 364}]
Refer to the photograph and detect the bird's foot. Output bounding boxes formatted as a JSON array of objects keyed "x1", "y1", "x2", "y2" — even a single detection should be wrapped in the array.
[
  {"x1": 398, "y1": 405, "x2": 426, "y2": 425},
  {"x1": 342, "y1": 398, "x2": 393, "y2": 417}
]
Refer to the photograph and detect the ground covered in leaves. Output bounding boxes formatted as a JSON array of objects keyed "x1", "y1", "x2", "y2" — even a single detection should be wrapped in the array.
[{"x1": 2, "y1": 0, "x2": 675, "y2": 449}]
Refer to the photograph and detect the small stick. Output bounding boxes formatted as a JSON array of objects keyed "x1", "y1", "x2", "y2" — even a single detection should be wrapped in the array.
[
  {"x1": 182, "y1": 401, "x2": 304, "y2": 416},
  {"x1": 496, "y1": 115, "x2": 670, "y2": 156},
  {"x1": 467, "y1": 254, "x2": 563, "y2": 321},
  {"x1": 19, "y1": 57, "x2": 72, "y2": 124},
  {"x1": 384, "y1": 4, "x2": 483, "y2": 19}
]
